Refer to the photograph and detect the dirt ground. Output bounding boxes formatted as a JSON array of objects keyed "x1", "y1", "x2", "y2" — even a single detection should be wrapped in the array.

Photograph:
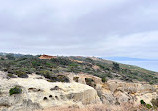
[{"x1": 36, "y1": 104, "x2": 155, "y2": 111}]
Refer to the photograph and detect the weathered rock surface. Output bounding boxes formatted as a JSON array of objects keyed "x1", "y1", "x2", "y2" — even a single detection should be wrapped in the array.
[
  {"x1": 0, "y1": 73, "x2": 158, "y2": 111},
  {"x1": 71, "y1": 74, "x2": 158, "y2": 106},
  {"x1": 0, "y1": 74, "x2": 101, "y2": 111},
  {"x1": 101, "y1": 80, "x2": 158, "y2": 106}
]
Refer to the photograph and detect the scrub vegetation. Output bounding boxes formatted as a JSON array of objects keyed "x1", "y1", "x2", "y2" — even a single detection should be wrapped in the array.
[{"x1": 0, "y1": 53, "x2": 157, "y2": 84}]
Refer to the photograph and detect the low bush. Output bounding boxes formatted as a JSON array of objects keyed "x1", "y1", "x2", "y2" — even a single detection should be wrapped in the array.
[
  {"x1": 101, "y1": 77, "x2": 107, "y2": 83},
  {"x1": 146, "y1": 104, "x2": 152, "y2": 109},
  {"x1": 112, "y1": 62, "x2": 120, "y2": 72},
  {"x1": 15, "y1": 70, "x2": 28, "y2": 78},
  {"x1": 140, "y1": 100, "x2": 146, "y2": 105},
  {"x1": 9, "y1": 86, "x2": 22, "y2": 96},
  {"x1": 47, "y1": 75, "x2": 70, "y2": 83},
  {"x1": 38, "y1": 70, "x2": 53, "y2": 79},
  {"x1": 56, "y1": 75, "x2": 70, "y2": 82},
  {"x1": 7, "y1": 73, "x2": 16, "y2": 78},
  {"x1": 140, "y1": 100, "x2": 153, "y2": 109},
  {"x1": 0, "y1": 53, "x2": 158, "y2": 84}
]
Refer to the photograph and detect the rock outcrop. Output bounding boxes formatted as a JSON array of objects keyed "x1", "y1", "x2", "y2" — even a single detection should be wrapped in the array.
[
  {"x1": 0, "y1": 74, "x2": 101, "y2": 111},
  {"x1": 70, "y1": 73, "x2": 158, "y2": 106},
  {"x1": 100, "y1": 80, "x2": 158, "y2": 106},
  {"x1": 0, "y1": 72, "x2": 158, "y2": 111}
]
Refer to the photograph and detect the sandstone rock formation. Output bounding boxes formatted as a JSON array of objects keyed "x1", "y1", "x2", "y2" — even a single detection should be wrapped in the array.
[
  {"x1": 0, "y1": 72, "x2": 158, "y2": 111},
  {"x1": 106, "y1": 80, "x2": 158, "y2": 106},
  {"x1": 0, "y1": 74, "x2": 101, "y2": 111},
  {"x1": 71, "y1": 73, "x2": 158, "y2": 107}
]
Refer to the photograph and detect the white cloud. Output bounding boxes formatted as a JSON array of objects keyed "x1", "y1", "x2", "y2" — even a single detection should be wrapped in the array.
[
  {"x1": 0, "y1": 0, "x2": 158, "y2": 59},
  {"x1": 98, "y1": 31, "x2": 158, "y2": 59}
]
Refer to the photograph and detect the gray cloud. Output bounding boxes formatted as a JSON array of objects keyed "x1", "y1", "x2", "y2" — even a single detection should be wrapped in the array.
[{"x1": 0, "y1": 0, "x2": 158, "y2": 59}]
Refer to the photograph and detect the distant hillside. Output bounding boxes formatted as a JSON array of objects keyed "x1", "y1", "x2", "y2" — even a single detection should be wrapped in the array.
[{"x1": 0, "y1": 53, "x2": 157, "y2": 84}]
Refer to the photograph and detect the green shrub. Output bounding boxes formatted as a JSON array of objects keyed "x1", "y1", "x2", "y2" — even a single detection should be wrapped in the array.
[
  {"x1": 47, "y1": 75, "x2": 70, "y2": 83},
  {"x1": 84, "y1": 58, "x2": 94, "y2": 64},
  {"x1": 6, "y1": 54, "x2": 15, "y2": 60},
  {"x1": 32, "y1": 60, "x2": 41, "y2": 67},
  {"x1": 1, "y1": 58, "x2": 4, "y2": 60},
  {"x1": 69, "y1": 63, "x2": 78, "y2": 67},
  {"x1": 51, "y1": 57, "x2": 72, "y2": 66},
  {"x1": 140, "y1": 100, "x2": 146, "y2": 105},
  {"x1": 96, "y1": 63, "x2": 109, "y2": 71},
  {"x1": 39, "y1": 70, "x2": 52, "y2": 79},
  {"x1": 39, "y1": 70, "x2": 51, "y2": 75},
  {"x1": 101, "y1": 77, "x2": 107, "y2": 83},
  {"x1": 15, "y1": 70, "x2": 28, "y2": 78},
  {"x1": 96, "y1": 64, "x2": 105, "y2": 70},
  {"x1": 149, "y1": 81, "x2": 154, "y2": 85},
  {"x1": 112, "y1": 62, "x2": 120, "y2": 71},
  {"x1": 56, "y1": 75, "x2": 70, "y2": 82},
  {"x1": 9, "y1": 86, "x2": 22, "y2": 96},
  {"x1": 7, "y1": 73, "x2": 16, "y2": 78},
  {"x1": 146, "y1": 104, "x2": 152, "y2": 109}
]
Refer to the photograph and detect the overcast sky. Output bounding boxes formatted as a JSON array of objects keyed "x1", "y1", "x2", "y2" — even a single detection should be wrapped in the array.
[{"x1": 0, "y1": 0, "x2": 158, "y2": 60}]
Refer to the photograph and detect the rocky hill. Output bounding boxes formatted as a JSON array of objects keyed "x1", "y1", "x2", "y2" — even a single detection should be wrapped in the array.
[
  {"x1": 0, "y1": 53, "x2": 157, "y2": 84},
  {"x1": 0, "y1": 53, "x2": 158, "y2": 111}
]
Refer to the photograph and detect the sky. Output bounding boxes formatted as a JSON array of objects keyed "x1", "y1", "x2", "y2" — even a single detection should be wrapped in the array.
[{"x1": 0, "y1": 0, "x2": 158, "y2": 71}]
